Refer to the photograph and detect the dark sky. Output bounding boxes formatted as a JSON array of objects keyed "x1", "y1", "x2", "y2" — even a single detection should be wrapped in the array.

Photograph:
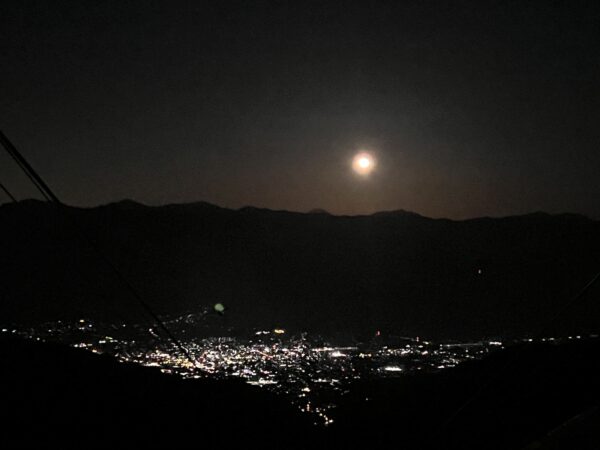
[{"x1": 1, "y1": 0, "x2": 599, "y2": 218}]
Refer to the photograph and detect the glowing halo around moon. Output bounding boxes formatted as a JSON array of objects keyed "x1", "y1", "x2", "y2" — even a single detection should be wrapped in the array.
[{"x1": 352, "y1": 152, "x2": 376, "y2": 176}]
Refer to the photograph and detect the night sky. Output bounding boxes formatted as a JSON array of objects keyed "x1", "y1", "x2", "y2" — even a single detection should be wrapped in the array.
[{"x1": 1, "y1": 1, "x2": 598, "y2": 219}]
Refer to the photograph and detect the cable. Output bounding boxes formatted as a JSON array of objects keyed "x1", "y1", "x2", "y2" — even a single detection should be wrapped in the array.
[
  {"x1": 0, "y1": 181, "x2": 17, "y2": 202},
  {"x1": 0, "y1": 131, "x2": 51, "y2": 202},
  {"x1": 0, "y1": 129, "x2": 198, "y2": 369}
]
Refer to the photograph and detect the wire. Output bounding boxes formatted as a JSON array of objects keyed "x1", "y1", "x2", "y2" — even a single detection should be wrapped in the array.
[
  {"x1": 0, "y1": 181, "x2": 17, "y2": 202},
  {"x1": 0, "y1": 129, "x2": 198, "y2": 369},
  {"x1": 0, "y1": 131, "x2": 51, "y2": 202}
]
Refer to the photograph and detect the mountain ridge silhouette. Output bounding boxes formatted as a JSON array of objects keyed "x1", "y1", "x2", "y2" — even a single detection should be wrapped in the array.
[{"x1": 2, "y1": 199, "x2": 599, "y2": 339}]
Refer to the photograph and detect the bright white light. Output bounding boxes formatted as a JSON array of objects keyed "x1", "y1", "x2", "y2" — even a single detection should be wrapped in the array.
[{"x1": 352, "y1": 152, "x2": 376, "y2": 176}]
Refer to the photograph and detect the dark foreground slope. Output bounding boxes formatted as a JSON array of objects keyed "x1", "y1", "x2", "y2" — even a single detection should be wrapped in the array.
[
  {"x1": 329, "y1": 338, "x2": 600, "y2": 449},
  {"x1": 1, "y1": 200, "x2": 599, "y2": 338},
  {"x1": 1, "y1": 336, "x2": 599, "y2": 449},
  {"x1": 0, "y1": 336, "x2": 314, "y2": 448}
]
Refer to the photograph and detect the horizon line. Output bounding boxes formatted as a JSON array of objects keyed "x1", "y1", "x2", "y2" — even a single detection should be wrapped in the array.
[{"x1": 2, "y1": 197, "x2": 595, "y2": 222}]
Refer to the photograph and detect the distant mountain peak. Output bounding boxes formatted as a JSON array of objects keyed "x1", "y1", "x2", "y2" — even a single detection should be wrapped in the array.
[
  {"x1": 371, "y1": 209, "x2": 425, "y2": 219},
  {"x1": 307, "y1": 208, "x2": 331, "y2": 215},
  {"x1": 105, "y1": 199, "x2": 147, "y2": 209}
]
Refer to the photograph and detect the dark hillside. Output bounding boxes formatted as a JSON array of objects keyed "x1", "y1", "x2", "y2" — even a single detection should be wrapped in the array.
[{"x1": 1, "y1": 200, "x2": 599, "y2": 338}]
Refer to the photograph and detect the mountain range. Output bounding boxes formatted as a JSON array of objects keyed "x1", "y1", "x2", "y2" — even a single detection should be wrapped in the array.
[{"x1": 1, "y1": 199, "x2": 599, "y2": 339}]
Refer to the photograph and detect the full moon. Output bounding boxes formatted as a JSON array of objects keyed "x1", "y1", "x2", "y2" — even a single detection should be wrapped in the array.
[{"x1": 352, "y1": 152, "x2": 376, "y2": 176}]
